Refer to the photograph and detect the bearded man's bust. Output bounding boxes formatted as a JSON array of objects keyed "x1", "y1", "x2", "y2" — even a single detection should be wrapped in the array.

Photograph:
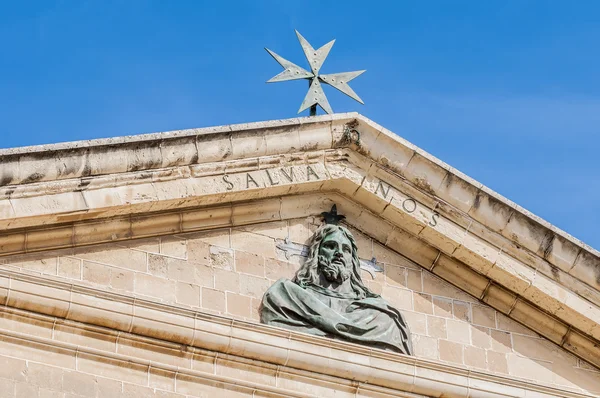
[{"x1": 260, "y1": 223, "x2": 413, "y2": 355}]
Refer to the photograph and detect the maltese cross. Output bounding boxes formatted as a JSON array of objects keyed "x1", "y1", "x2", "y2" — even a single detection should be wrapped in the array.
[{"x1": 265, "y1": 30, "x2": 365, "y2": 115}]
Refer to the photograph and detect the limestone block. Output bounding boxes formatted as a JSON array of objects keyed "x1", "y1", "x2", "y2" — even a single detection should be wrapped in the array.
[
  {"x1": 175, "y1": 374, "x2": 253, "y2": 398},
  {"x1": 238, "y1": 274, "x2": 270, "y2": 299},
  {"x1": 27, "y1": 226, "x2": 73, "y2": 252},
  {"x1": 433, "y1": 255, "x2": 489, "y2": 300},
  {"x1": 439, "y1": 339, "x2": 464, "y2": 364},
  {"x1": 210, "y1": 246, "x2": 234, "y2": 271},
  {"x1": 413, "y1": 292, "x2": 433, "y2": 314},
  {"x1": 82, "y1": 261, "x2": 112, "y2": 286},
  {"x1": 414, "y1": 366, "x2": 470, "y2": 397},
  {"x1": 0, "y1": 354, "x2": 28, "y2": 382},
  {"x1": 419, "y1": 212, "x2": 466, "y2": 255},
  {"x1": 131, "y1": 212, "x2": 181, "y2": 238},
  {"x1": 569, "y1": 250, "x2": 600, "y2": 292},
  {"x1": 381, "y1": 285, "x2": 412, "y2": 312},
  {"x1": 68, "y1": 291, "x2": 134, "y2": 331},
  {"x1": 10, "y1": 191, "x2": 87, "y2": 218},
  {"x1": 18, "y1": 150, "x2": 87, "y2": 183},
  {"x1": 501, "y1": 211, "x2": 548, "y2": 255},
  {"x1": 231, "y1": 130, "x2": 267, "y2": 159},
  {"x1": 490, "y1": 329, "x2": 512, "y2": 353},
  {"x1": 53, "y1": 322, "x2": 117, "y2": 352},
  {"x1": 487, "y1": 252, "x2": 535, "y2": 295},
  {"x1": 77, "y1": 352, "x2": 148, "y2": 385},
  {"x1": 62, "y1": 370, "x2": 97, "y2": 397},
  {"x1": 432, "y1": 296, "x2": 453, "y2": 318},
  {"x1": 149, "y1": 368, "x2": 177, "y2": 391},
  {"x1": 384, "y1": 265, "x2": 407, "y2": 288},
  {"x1": 217, "y1": 357, "x2": 278, "y2": 388},
  {"x1": 176, "y1": 282, "x2": 200, "y2": 307},
  {"x1": 73, "y1": 246, "x2": 147, "y2": 272},
  {"x1": 73, "y1": 218, "x2": 132, "y2": 246},
  {"x1": 235, "y1": 251, "x2": 265, "y2": 278},
  {"x1": 545, "y1": 234, "x2": 581, "y2": 274},
  {"x1": 563, "y1": 329, "x2": 600, "y2": 369},
  {"x1": 160, "y1": 236, "x2": 187, "y2": 259},
  {"x1": 556, "y1": 291, "x2": 600, "y2": 340},
  {"x1": 16, "y1": 382, "x2": 37, "y2": 397},
  {"x1": 0, "y1": 335, "x2": 76, "y2": 369},
  {"x1": 135, "y1": 274, "x2": 177, "y2": 302},
  {"x1": 385, "y1": 228, "x2": 439, "y2": 269},
  {"x1": 118, "y1": 335, "x2": 192, "y2": 369},
  {"x1": 298, "y1": 121, "x2": 332, "y2": 151},
  {"x1": 451, "y1": 232, "x2": 499, "y2": 275},
  {"x1": 264, "y1": 128, "x2": 300, "y2": 156},
  {"x1": 153, "y1": 178, "x2": 204, "y2": 202},
  {"x1": 132, "y1": 305, "x2": 194, "y2": 346},
  {"x1": 1, "y1": 312, "x2": 54, "y2": 344},
  {"x1": 380, "y1": 196, "x2": 426, "y2": 237},
  {"x1": 0, "y1": 276, "x2": 8, "y2": 306},
  {"x1": 356, "y1": 120, "x2": 415, "y2": 178},
  {"x1": 446, "y1": 319, "x2": 470, "y2": 345},
  {"x1": 126, "y1": 141, "x2": 162, "y2": 173},
  {"x1": 404, "y1": 152, "x2": 449, "y2": 196},
  {"x1": 160, "y1": 136, "x2": 198, "y2": 168},
  {"x1": 0, "y1": 154, "x2": 18, "y2": 186},
  {"x1": 522, "y1": 272, "x2": 564, "y2": 315},
  {"x1": 412, "y1": 334, "x2": 438, "y2": 359},
  {"x1": 88, "y1": 145, "x2": 130, "y2": 176},
  {"x1": 509, "y1": 300, "x2": 568, "y2": 344},
  {"x1": 353, "y1": 177, "x2": 390, "y2": 215},
  {"x1": 0, "y1": 199, "x2": 16, "y2": 219},
  {"x1": 196, "y1": 131, "x2": 232, "y2": 163},
  {"x1": 8, "y1": 279, "x2": 69, "y2": 318},
  {"x1": 436, "y1": 173, "x2": 481, "y2": 214},
  {"x1": 231, "y1": 199, "x2": 281, "y2": 227},
  {"x1": 464, "y1": 345, "x2": 487, "y2": 369},
  {"x1": 468, "y1": 190, "x2": 513, "y2": 232},
  {"x1": 226, "y1": 292, "x2": 253, "y2": 318},
  {"x1": 481, "y1": 284, "x2": 517, "y2": 315},
  {"x1": 201, "y1": 288, "x2": 226, "y2": 313},
  {"x1": 427, "y1": 315, "x2": 448, "y2": 339},
  {"x1": 453, "y1": 301, "x2": 472, "y2": 322},
  {"x1": 182, "y1": 206, "x2": 232, "y2": 232}
]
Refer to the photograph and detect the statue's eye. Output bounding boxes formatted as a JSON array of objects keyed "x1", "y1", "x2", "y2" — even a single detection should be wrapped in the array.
[
  {"x1": 323, "y1": 241, "x2": 336, "y2": 249},
  {"x1": 342, "y1": 245, "x2": 351, "y2": 254}
]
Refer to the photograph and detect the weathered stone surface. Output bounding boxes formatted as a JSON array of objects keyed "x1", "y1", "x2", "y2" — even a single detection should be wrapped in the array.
[{"x1": 0, "y1": 113, "x2": 599, "y2": 396}]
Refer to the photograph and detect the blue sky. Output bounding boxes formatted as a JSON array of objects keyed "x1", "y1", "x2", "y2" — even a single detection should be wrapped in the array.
[{"x1": 1, "y1": 1, "x2": 599, "y2": 249}]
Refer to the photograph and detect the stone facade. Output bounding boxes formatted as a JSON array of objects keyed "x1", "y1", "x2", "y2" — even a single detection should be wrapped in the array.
[
  {"x1": 1, "y1": 217, "x2": 598, "y2": 397},
  {"x1": 0, "y1": 113, "x2": 598, "y2": 397}
]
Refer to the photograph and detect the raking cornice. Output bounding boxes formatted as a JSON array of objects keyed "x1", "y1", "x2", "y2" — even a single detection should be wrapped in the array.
[{"x1": 0, "y1": 113, "x2": 599, "y2": 372}]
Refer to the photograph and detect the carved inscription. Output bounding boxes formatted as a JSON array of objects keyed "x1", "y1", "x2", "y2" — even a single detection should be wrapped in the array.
[
  {"x1": 375, "y1": 180, "x2": 440, "y2": 227},
  {"x1": 223, "y1": 165, "x2": 320, "y2": 190},
  {"x1": 222, "y1": 167, "x2": 441, "y2": 228}
]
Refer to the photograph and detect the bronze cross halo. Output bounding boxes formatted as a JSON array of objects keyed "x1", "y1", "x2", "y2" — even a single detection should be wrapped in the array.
[{"x1": 265, "y1": 30, "x2": 366, "y2": 116}]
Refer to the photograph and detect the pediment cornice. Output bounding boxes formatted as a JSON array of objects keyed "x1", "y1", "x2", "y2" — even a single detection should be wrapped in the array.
[{"x1": 0, "y1": 113, "x2": 599, "y2": 370}]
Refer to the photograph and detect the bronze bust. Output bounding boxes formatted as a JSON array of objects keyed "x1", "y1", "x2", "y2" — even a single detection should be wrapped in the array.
[{"x1": 260, "y1": 209, "x2": 413, "y2": 355}]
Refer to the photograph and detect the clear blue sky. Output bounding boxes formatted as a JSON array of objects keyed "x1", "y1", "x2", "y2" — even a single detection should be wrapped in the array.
[{"x1": 1, "y1": 1, "x2": 599, "y2": 249}]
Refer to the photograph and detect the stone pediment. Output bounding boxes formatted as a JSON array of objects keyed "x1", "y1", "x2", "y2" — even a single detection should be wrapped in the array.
[{"x1": 0, "y1": 113, "x2": 599, "y2": 396}]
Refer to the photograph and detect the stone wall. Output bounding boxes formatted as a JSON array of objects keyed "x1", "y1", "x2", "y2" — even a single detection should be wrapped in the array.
[{"x1": 1, "y1": 217, "x2": 599, "y2": 396}]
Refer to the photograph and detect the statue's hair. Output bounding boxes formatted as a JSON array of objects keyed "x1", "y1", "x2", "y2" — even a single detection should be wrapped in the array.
[{"x1": 293, "y1": 224, "x2": 377, "y2": 299}]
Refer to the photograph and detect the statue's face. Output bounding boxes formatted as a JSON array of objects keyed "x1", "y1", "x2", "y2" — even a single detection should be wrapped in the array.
[{"x1": 318, "y1": 229, "x2": 354, "y2": 283}]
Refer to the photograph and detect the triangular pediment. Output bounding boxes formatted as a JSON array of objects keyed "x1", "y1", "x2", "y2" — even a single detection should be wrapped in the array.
[{"x1": 0, "y1": 114, "x2": 598, "y2": 396}]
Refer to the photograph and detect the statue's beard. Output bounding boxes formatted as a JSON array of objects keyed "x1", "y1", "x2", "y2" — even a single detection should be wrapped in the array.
[{"x1": 318, "y1": 255, "x2": 351, "y2": 284}]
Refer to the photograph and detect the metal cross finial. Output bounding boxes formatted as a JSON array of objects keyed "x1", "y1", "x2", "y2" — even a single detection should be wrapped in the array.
[{"x1": 265, "y1": 30, "x2": 366, "y2": 116}]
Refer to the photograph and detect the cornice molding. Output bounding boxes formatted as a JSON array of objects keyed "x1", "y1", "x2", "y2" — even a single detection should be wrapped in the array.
[{"x1": 0, "y1": 114, "x2": 599, "y2": 371}]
